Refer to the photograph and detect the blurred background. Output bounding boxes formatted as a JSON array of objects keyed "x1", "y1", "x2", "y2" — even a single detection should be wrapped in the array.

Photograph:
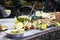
[{"x1": 0, "y1": 0, "x2": 60, "y2": 18}]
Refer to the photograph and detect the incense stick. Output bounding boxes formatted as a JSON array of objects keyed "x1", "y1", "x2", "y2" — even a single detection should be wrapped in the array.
[{"x1": 30, "y1": 2, "x2": 37, "y2": 15}]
